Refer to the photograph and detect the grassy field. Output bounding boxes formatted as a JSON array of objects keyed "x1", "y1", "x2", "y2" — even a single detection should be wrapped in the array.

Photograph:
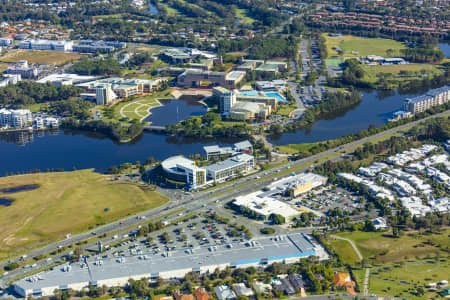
[
  {"x1": 0, "y1": 50, "x2": 83, "y2": 66},
  {"x1": 331, "y1": 230, "x2": 450, "y2": 298},
  {"x1": 323, "y1": 34, "x2": 407, "y2": 59},
  {"x1": 361, "y1": 63, "x2": 443, "y2": 83},
  {"x1": 276, "y1": 103, "x2": 297, "y2": 117},
  {"x1": 329, "y1": 239, "x2": 361, "y2": 266},
  {"x1": 334, "y1": 229, "x2": 450, "y2": 264},
  {"x1": 0, "y1": 63, "x2": 9, "y2": 73},
  {"x1": 0, "y1": 170, "x2": 168, "y2": 260},
  {"x1": 113, "y1": 93, "x2": 171, "y2": 122},
  {"x1": 368, "y1": 258, "x2": 449, "y2": 299},
  {"x1": 235, "y1": 9, "x2": 256, "y2": 24}
]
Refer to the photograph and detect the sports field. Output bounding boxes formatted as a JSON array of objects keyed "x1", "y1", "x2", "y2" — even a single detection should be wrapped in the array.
[
  {"x1": 323, "y1": 34, "x2": 407, "y2": 58},
  {"x1": 0, "y1": 170, "x2": 168, "y2": 260},
  {"x1": 0, "y1": 50, "x2": 83, "y2": 66},
  {"x1": 361, "y1": 63, "x2": 443, "y2": 83}
]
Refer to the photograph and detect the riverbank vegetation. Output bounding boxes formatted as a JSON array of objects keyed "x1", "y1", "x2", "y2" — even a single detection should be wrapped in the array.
[
  {"x1": 61, "y1": 118, "x2": 144, "y2": 143},
  {"x1": 0, "y1": 169, "x2": 168, "y2": 261},
  {"x1": 270, "y1": 91, "x2": 362, "y2": 136}
]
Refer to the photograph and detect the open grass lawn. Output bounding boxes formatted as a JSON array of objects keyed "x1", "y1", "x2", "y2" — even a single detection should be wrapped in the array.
[
  {"x1": 361, "y1": 63, "x2": 443, "y2": 83},
  {"x1": 0, "y1": 50, "x2": 83, "y2": 66},
  {"x1": 115, "y1": 95, "x2": 165, "y2": 121},
  {"x1": 335, "y1": 229, "x2": 449, "y2": 264},
  {"x1": 0, "y1": 63, "x2": 10, "y2": 73},
  {"x1": 329, "y1": 239, "x2": 361, "y2": 266},
  {"x1": 276, "y1": 103, "x2": 297, "y2": 117},
  {"x1": 323, "y1": 34, "x2": 407, "y2": 59},
  {"x1": 0, "y1": 170, "x2": 168, "y2": 260},
  {"x1": 235, "y1": 9, "x2": 256, "y2": 24}
]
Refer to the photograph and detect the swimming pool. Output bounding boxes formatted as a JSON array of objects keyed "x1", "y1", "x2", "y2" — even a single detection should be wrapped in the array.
[
  {"x1": 238, "y1": 91, "x2": 286, "y2": 102},
  {"x1": 239, "y1": 91, "x2": 258, "y2": 96},
  {"x1": 265, "y1": 92, "x2": 286, "y2": 102}
]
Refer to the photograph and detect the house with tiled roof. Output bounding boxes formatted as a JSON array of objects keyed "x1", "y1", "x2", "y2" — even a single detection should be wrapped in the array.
[{"x1": 333, "y1": 273, "x2": 357, "y2": 295}]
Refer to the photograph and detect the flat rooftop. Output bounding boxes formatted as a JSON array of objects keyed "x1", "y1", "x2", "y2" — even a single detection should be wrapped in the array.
[
  {"x1": 15, "y1": 233, "x2": 322, "y2": 292},
  {"x1": 233, "y1": 191, "x2": 300, "y2": 218},
  {"x1": 205, "y1": 154, "x2": 253, "y2": 173}
]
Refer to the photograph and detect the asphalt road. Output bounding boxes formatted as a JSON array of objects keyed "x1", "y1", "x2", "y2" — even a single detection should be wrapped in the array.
[{"x1": 1, "y1": 109, "x2": 449, "y2": 285}]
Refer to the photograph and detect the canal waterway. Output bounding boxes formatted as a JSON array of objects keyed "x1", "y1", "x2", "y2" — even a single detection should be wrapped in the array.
[{"x1": 0, "y1": 89, "x2": 432, "y2": 174}]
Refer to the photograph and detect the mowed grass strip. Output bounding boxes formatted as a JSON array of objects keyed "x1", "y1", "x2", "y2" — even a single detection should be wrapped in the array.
[
  {"x1": 0, "y1": 50, "x2": 83, "y2": 66},
  {"x1": 0, "y1": 170, "x2": 168, "y2": 259}
]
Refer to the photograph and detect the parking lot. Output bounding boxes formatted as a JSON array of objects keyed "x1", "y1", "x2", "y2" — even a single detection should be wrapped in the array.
[{"x1": 91, "y1": 213, "x2": 252, "y2": 260}]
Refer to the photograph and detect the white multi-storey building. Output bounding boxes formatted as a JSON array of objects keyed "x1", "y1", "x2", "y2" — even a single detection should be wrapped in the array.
[
  {"x1": 0, "y1": 109, "x2": 32, "y2": 128},
  {"x1": 19, "y1": 39, "x2": 73, "y2": 52},
  {"x1": 404, "y1": 85, "x2": 450, "y2": 114},
  {"x1": 96, "y1": 85, "x2": 117, "y2": 106},
  {"x1": 213, "y1": 86, "x2": 236, "y2": 113}
]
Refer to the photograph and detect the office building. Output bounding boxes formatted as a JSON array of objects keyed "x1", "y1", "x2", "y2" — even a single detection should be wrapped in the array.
[
  {"x1": 6, "y1": 60, "x2": 38, "y2": 78},
  {"x1": 161, "y1": 156, "x2": 207, "y2": 189},
  {"x1": 37, "y1": 73, "x2": 98, "y2": 86},
  {"x1": 404, "y1": 85, "x2": 450, "y2": 114},
  {"x1": 255, "y1": 61, "x2": 287, "y2": 74},
  {"x1": 203, "y1": 140, "x2": 252, "y2": 160},
  {"x1": 78, "y1": 77, "x2": 165, "y2": 99},
  {"x1": 73, "y1": 40, "x2": 126, "y2": 53},
  {"x1": 19, "y1": 39, "x2": 73, "y2": 51},
  {"x1": 177, "y1": 70, "x2": 245, "y2": 89},
  {"x1": 0, "y1": 74, "x2": 21, "y2": 87},
  {"x1": 161, "y1": 152, "x2": 255, "y2": 188},
  {"x1": 213, "y1": 88, "x2": 278, "y2": 118},
  {"x1": 0, "y1": 37, "x2": 12, "y2": 46},
  {"x1": 229, "y1": 102, "x2": 271, "y2": 121},
  {"x1": 213, "y1": 87, "x2": 236, "y2": 113},
  {"x1": 205, "y1": 154, "x2": 255, "y2": 183},
  {"x1": 96, "y1": 85, "x2": 117, "y2": 106}
]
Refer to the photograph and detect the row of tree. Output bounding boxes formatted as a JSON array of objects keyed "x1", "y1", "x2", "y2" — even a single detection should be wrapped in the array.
[{"x1": 0, "y1": 81, "x2": 81, "y2": 106}]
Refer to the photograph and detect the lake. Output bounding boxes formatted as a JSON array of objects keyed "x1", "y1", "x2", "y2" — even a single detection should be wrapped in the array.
[
  {"x1": 148, "y1": 1, "x2": 159, "y2": 15},
  {"x1": 438, "y1": 43, "x2": 450, "y2": 58},
  {"x1": 268, "y1": 90, "x2": 411, "y2": 145},
  {"x1": 146, "y1": 98, "x2": 207, "y2": 126},
  {"x1": 0, "y1": 89, "x2": 428, "y2": 174}
]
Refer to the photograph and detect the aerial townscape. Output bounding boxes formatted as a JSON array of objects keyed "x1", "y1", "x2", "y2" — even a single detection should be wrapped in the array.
[{"x1": 0, "y1": 0, "x2": 449, "y2": 299}]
